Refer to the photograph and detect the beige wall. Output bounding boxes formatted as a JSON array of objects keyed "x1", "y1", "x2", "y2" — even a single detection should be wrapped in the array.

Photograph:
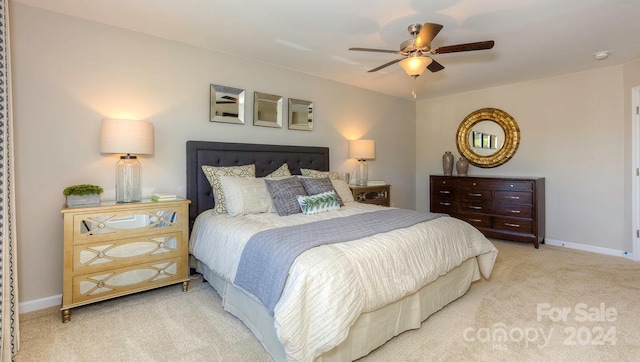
[
  {"x1": 11, "y1": 4, "x2": 416, "y2": 303},
  {"x1": 416, "y1": 66, "x2": 627, "y2": 251}
]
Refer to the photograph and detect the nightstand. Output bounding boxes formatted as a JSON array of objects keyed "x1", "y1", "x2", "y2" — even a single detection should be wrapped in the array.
[
  {"x1": 349, "y1": 185, "x2": 391, "y2": 206},
  {"x1": 60, "y1": 198, "x2": 191, "y2": 322}
]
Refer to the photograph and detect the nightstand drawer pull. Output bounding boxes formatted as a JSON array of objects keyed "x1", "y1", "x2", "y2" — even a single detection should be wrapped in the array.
[
  {"x1": 469, "y1": 218, "x2": 482, "y2": 223},
  {"x1": 504, "y1": 222, "x2": 520, "y2": 228},
  {"x1": 507, "y1": 196, "x2": 521, "y2": 200},
  {"x1": 439, "y1": 202, "x2": 451, "y2": 206},
  {"x1": 468, "y1": 206, "x2": 482, "y2": 210},
  {"x1": 508, "y1": 210, "x2": 521, "y2": 214},
  {"x1": 468, "y1": 193, "x2": 482, "y2": 197},
  {"x1": 439, "y1": 190, "x2": 451, "y2": 194}
]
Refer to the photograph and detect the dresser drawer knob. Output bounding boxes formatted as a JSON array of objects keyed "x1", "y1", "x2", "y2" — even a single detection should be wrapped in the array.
[
  {"x1": 469, "y1": 193, "x2": 482, "y2": 197},
  {"x1": 509, "y1": 210, "x2": 521, "y2": 214},
  {"x1": 469, "y1": 218, "x2": 482, "y2": 223},
  {"x1": 98, "y1": 223, "x2": 105, "y2": 229},
  {"x1": 97, "y1": 281, "x2": 104, "y2": 288},
  {"x1": 159, "y1": 243, "x2": 165, "y2": 249},
  {"x1": 469, "y1": 206, "x2": 482, "y2": 210},
  {"x1": 439, "y1": 202, "x2": 451, "y2": 206},
  {"x1": 507, "y1": 196, "x2": 520, "y2": 200},
  {"x1": 439, "y1": 190, "x2": 450, "y2": 194},
  {"x1": 98, "y1": 251, "x2": 105, "y2": 258},
  {"x1": 505, "y1": 222, "x2": 520, "y2": 228}
]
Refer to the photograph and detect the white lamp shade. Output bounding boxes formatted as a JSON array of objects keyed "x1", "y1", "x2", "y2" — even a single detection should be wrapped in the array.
[
  {"x1": 349, "y1": 139, "x2": 375, "y2": 160},
  {"x1": 100, "y1": 119, "x2": 154, "y2": 155},
  {"x1": 399, "y1": 55, "x2": 433, "y2": 77}
]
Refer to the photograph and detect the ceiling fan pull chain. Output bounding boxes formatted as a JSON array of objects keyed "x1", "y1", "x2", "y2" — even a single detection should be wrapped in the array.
[{"x1": 412, "y1": 75, "x2": 417, "y2": 99}]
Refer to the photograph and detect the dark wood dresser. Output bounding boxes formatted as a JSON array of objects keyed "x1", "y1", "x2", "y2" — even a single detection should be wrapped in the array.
[{"x1": 430, "y1": 175, "x2": 545, "y2": 248}]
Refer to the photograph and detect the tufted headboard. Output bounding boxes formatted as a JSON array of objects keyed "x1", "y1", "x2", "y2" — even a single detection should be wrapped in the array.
[{"x1": 186, "y1": 141, "x2": 330, "y2": 228}]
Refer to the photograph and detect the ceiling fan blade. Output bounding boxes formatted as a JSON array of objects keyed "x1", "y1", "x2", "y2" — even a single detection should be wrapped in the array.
[
  {"x1": 368, "y1": 58, "x2": 404, "y2": 73},
  {"x1": 427, "y1": 59, "x2": 445, "y2": 73},
  {"x1": 349, "y1": 47, "x2": 402, "y2": 54},
  {"x1": 415, "y1": 23, "x2": 444, "y2": 48},
  {"x1": 433, "y1": 40, "x2": 495, "y2": 54}
]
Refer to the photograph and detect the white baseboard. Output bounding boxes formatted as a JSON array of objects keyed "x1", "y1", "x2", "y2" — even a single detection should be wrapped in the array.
[
  {"x1": 19, "y1": 294, "x2": 61, "y2": 314},
  {"x1": 544, "y1": 238, "x2": 634, "y2": 259}
]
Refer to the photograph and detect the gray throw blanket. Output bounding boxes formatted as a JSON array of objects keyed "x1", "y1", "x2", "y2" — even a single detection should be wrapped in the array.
[{"x1": 234, "y1": 209, "x2": 442, "y2": 315}]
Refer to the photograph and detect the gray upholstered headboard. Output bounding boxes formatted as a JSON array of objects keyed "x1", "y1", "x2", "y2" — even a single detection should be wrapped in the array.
[{"x1": 186, "y1": 141, "x2": 330, "y2": 228}]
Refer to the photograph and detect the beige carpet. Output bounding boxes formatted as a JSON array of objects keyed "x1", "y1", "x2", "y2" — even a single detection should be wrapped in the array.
[{"x1": 15, "y1": 240, "x2": 640, "y2": 361}]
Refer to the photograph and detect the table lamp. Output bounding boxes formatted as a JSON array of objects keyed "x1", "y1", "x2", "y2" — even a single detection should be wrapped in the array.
[
  {"x1": 349, "y1": 139, "x2": 375, "y2": 186},
  {"x1": 100, "y1": 119, "x2": 154, "y2": 203}
]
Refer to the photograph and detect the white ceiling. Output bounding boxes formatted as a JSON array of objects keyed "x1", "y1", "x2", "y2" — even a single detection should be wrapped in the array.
[{"x1": 13, "y1": 0, "x2": 640, "y2": 100}]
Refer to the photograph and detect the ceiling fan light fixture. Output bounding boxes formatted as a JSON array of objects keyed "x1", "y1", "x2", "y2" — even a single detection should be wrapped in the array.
[{"x1": 399, "y1": 55, "x2": 432, "y2": 77}]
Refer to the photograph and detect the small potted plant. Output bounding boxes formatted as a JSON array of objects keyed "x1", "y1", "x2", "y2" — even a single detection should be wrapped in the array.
[{"x1": 63, "y1": 184, "x2": 104, "y2": 207}]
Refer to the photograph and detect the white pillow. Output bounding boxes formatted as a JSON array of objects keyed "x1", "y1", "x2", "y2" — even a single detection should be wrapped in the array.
[
  {"x1": 330, "y1": 179, "x2": 354, "y2": 203},
  {"x1": 201, "y1": 164, "x2": 256, "y2": 215},
  {"x1": 219, "y1": 176, "x2": 274, "y2": 216}
]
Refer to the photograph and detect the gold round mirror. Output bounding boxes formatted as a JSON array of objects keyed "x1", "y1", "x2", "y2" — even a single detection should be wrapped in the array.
[{"x1": 456, "y1": 108, "x2": 520, "y2": 168}]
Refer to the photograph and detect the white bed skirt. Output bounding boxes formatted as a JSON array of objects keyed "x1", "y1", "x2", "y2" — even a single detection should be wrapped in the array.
[{"x1": 199, "y1": 257, "x2": 481, "y2": 361}]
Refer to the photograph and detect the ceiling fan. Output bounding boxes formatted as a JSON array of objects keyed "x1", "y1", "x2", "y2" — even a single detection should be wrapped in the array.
[{"x1": 349, "y1": 22, "x2": 495, "y2": 78}]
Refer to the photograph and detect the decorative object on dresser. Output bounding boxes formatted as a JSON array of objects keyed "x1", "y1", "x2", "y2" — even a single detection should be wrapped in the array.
[
  {"x1": 350, "y1": 184, "x2": 390, "y2": 206},
  {"x1": 442, "y1": 151, "x2": 454, "y2": 176},
  {"x1": 60, "y1": 198, "x2": 191, "y2": 322},
  {"x1": 430, "y1": 175, "x2": 545, "y2": 248},
  {"x1": 455, "y1": 156, "x2": 469, "y2": 176},
  {"x1": 456, "y1": 108, "x2": 520, "y2": 168},
  {"x1": 349, "y1": 139, "x2": 376, "y2": 186},
  {"x1": 63, "y1": 184, "x2": 104, "y2": 207},
  {"x1": 100, "y1": 119, "x2": 154, "y2": 203}
]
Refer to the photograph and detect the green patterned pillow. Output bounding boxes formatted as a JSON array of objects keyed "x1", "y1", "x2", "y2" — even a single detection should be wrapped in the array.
[
  {"x1": 296, "y1": 191, "x2": 340, "y2": 215},
  {"x1": 201, "y1": 164, "x2": 255, "y2": 215},
  {"x1": 265, "y1": 163, "x2": 292, "y2": 178},
  {"x1": 300, "y1": 168, "x2": 339, "y2": 180}
]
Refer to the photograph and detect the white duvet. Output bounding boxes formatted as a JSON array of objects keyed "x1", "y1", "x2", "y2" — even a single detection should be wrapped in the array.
[{"x1": 190, "y1": 203, "x2": 498, "y2": 361}]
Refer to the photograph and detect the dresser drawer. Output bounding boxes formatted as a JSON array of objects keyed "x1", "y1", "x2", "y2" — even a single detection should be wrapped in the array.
[
  {"x1": 460, "y1": 201, "x2": 491, "y2": 213},
  {"x1": 72, "y1": 257, "x2": 186, "y2": 304},
  {"x1": 433, "y1": 186, "x2": 456, "y2": 198},
  {"x1": 495, "y1": 191, "x2": 532, "y2": 205},
  {"x1": 496, "y1": 181, "x2": 533, "y2": 192},
  {"x1": 432, "y1": 177, "x2": 459, "y2": 188},
  {"x1": 459, "y1": 179, "x2": 494, "y2": 189},
  {"x1": 72, "y1": 207, "x2": 183, "y2": 244},
  {"x1": 73, "y1": 232, "x2": 183, "y2": 274},
  {"x1": 459, "y1": 189, "x2": 491, "y2": 201},
  {"x1": 456, "y1": 214, "x2": 491, "y2": 228},
  {"x1": 494, "y1": 204, "x2": 533, "y2": 218},
  {"x1": 431, "y1": 198, "x2": 459, "y2": 213},
  {"x1": 493, "y1": 217, "x2": 533, "y2": 234}
]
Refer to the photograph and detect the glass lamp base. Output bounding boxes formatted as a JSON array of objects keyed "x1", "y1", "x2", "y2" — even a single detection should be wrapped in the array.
[
  {"x1": 354, "y1": 160, "x2": 368, "y2": 186},
  {"x1": 116, "y1": 155, "x2": 141, "y2": 203}
]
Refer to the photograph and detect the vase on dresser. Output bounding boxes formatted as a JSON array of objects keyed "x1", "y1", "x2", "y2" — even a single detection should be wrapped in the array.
[
  {"x1": 456, "y1": 157, "x2": 469, "y2": 176},
  {"x1": 442, "y1": 151, "x2": 454, "y2": 176}
]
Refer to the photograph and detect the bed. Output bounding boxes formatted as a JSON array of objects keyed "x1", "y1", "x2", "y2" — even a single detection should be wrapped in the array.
[{"x1": 186, "y1": 140, "x2": 498, "y2": 362}]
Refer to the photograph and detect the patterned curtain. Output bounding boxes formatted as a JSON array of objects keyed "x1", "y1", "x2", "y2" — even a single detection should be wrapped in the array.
[{"x1": 0, "y1": 0, "x2": 19, "y2": 360}]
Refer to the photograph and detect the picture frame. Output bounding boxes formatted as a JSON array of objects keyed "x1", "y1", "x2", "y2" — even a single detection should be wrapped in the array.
[{"x1": 288, "y1": 98, "x2": 313, "y2": 131}]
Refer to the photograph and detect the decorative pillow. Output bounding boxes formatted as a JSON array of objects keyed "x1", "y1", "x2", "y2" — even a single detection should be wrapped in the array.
[
  {"x1": 264, "y1": 177, "x2": 308, "y2": 216},
  {"x1": 201, "y1": 164, "x2": 256, "y2": 215},
  {"x1": 300, "y1": 168, "x2": 339, "y2": 180},
  {"x1": 296, "y1": 191, "x2": 340, "y2": 215},
  {"x1": 265, "y1": 163, "x2": 292, "y2": 178},
  {"x1": 330, "y1": 179, "x2": 355, "y2": 203},
  {"x1": 299, "y1": 177, "x2": 343, "y2": 206},
  {"x1": 219, "y1": 176, "x2": 273, "y2": 216}
]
